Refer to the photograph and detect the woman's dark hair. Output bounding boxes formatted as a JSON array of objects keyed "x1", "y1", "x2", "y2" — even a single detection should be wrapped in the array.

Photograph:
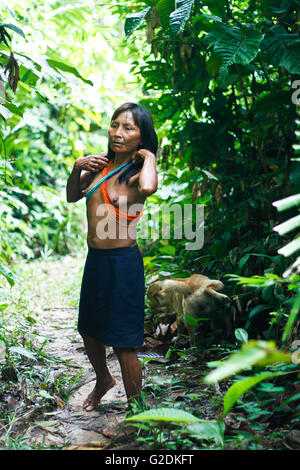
[{"x1": 107, "y1": 102, "x2": 158, "y2": 185}]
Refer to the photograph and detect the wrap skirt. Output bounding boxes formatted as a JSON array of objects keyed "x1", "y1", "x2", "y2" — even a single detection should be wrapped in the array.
[{"x1": 78, "y1": 244, "x2": 145, "y2": 348}]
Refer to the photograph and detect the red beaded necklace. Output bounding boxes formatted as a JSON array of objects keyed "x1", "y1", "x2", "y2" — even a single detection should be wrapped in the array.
[{"x1": 101, "y1": 159, "x2": 144, "y2": 226}]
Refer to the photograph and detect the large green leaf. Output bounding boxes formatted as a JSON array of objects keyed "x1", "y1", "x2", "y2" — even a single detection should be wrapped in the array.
[
  {"x1": 206, "y1": 24, "x2": 263, "y2": 71},
  {"x1": 203, "y1": 340, "x2": 291, "y2": 384},
  {"x1": 262, "y1": 24, "x2": 300, "y2": 74},
  {"x1": 144, "y1": 0, "x2": 158, "y2": 6},
  {"x1": 273, "y1": 194, "x2": 300, "y2": 212},
  {"x1": 124, "y1": 6, "x2": 151, "y2": 38},
  {"x1": 186, "y1": 420, "x2": 225, "y2": 446},
  {"x1": 0, "y1": 262, "x2": 15, "y2": 287},
  {"x1": 169, "y1": 0, "x2": 195, "y2": 34},
  {"x1": 9, "y1": 346, "x2": 37, "y2": 361},
  {"x1": 278, "y1": 237, "x2": 300, "y2": 257},
  {"x1": 126, "y1": 407, "x2": 201, "y2": 423},
  {"x1": 273, "y1": 214, "x2": 300, "y2": 236},
  {"x1": 46, "y1": 59, "x2": 93, "y2": 86},
  {"x1": 235, "y1": 328, "x2": 248, "y2": 343},
  {"x1": 205, "y1": 0, "x2": 226, "y2": 18},
  {"x1": 0, "y1": 23, "x2": 25, "y2": 39},
  {"x1": 223, "y1": 371, "x2": 287, "y2": 416},
  {"x1": 2, "y1": 101, "x2": 23, "y2": 117},
  {"x1": 155, "y1": 0, "x2": 175, "y2": 29}
]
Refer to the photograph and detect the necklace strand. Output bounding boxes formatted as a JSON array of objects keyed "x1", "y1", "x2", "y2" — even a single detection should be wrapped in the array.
[{"x1": 101, "y1": 159, "x2": 144, "y2": 225}]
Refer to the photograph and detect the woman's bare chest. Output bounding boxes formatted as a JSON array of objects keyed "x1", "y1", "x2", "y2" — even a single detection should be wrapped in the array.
[
  {"x1": 86, "y1": 170, "x2": 137, "y2": 208},
  {"x1": 108, "y1": 178, "x2": 135, "y2": 207}
]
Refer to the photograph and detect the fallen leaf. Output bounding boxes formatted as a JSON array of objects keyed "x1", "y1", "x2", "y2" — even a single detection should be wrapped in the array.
[
  {"x1": 35, "y1": 420, "x2": 59, "y2": 433},
  {"x1": 54, "y1": 394, "x2": 65, "y2": 408}
]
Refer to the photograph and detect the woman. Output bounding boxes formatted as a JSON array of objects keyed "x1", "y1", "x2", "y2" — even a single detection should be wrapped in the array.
[{"x1": 66, "y1": 103, "x2": 158, "y2": 414}]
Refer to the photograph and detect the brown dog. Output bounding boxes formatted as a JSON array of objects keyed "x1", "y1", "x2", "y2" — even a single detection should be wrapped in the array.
[{"x1": 147, "y1": 274, "x2": 230, "y2": 347}]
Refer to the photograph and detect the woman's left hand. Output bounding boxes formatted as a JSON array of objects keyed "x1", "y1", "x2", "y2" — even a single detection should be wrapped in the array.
[{"x1": 131, "y1": 149, "x2": 155, "y2": 166}]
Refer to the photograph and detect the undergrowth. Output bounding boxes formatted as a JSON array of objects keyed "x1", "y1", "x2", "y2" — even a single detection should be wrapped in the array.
[
  {"x1": 125, "y1": 344, "x2": 300, "y2": 451},
  {"x1": 0, "y1": 254, "x2": 83, "y2": 450}
]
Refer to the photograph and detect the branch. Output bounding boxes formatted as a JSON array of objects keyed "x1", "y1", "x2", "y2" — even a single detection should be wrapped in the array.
[{"x1": 226, "y1": 0, "x2": 243, "y2": 28}]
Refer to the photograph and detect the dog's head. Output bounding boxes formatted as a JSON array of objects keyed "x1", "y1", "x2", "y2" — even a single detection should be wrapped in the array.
[{"x1": 147, "y1": 282, "x2": 169, "y2": 312}]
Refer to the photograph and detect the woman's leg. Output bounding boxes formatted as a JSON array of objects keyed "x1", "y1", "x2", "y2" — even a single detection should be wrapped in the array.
[
  {"x1": 101, "y1": 347, "x2": 142, "y2": 438},
  {"x1": 81, "y1": 333, "x2": 116, "y2": 411},
  {"x1": 113, "y1": 347, "x2": 142, "y2": 405}
]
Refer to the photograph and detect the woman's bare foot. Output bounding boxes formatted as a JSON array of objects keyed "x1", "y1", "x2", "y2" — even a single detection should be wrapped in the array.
[{"x1": 83, "y1": 377, "x2": 116, "y2": 411}]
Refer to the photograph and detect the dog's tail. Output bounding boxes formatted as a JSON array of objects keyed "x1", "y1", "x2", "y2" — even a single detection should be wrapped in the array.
[{"x1": 205, "y1": 280, "x2": 230, "y2": 302}]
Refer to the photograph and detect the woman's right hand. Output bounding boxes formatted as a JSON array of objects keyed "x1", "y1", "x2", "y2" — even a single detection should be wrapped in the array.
[{"x1": 74, "y1": 152, "x2": 109, "y2": 173}]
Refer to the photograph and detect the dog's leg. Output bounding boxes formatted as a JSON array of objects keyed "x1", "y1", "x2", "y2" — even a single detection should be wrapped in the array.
[
  {"x1": 182, "y1": 296, "x2": 197, "y2": 348},
  {"x1": 171, "y1": 317, "x2": 186, "y2": 344}
]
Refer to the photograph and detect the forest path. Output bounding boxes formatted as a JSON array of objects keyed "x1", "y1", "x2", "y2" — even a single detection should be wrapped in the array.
[{"x1": 24, "y1": 253, "x2": 141, "y2": 449}]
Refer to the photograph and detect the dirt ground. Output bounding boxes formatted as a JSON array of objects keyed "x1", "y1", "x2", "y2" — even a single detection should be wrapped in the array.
[
  {"x1": 18, "y1": 253, "x2": 154, "y2": 450},
  {"x1": 34, "y1": 306, "x2": 130, "y2": 449}
]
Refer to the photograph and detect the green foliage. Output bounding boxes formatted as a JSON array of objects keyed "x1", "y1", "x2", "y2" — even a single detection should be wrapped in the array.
[
  {"x1": 203, "y1": 340, "x2": 291, "y2": 384},
  {"x1": 125, "y1": 7, "x2": 151, "y2": 39},
  {"x1": 262, "y1": 24, "x2": 300, "y2": 74},
  {"x1": 207, "y1": 24, "x2": 263, "y2": 75},
  {"x1": 123, "y1": 0, "x2": 299, "y2": 349},
  {"x1": 169, "y1": 0, "x2": 196, "y2": 35},
  {"x1": 222, "y1": 370, "x2": 286, "y2": 417},
  {"x1": 0, "y1": 263, "x2": 15, "y2": 287},
  {"x1": 203, "y1": 338, "x2": 299, "y2": 424},
  {"x1": 1, "y1": 0, "x2": 300, "y2": 451},
  {"x1": 271, "y1": 113, "x2": 300, "y2": 340},
  {"x1": 234, "y1": 327, "x2": 248, "y2": 343},
  {"x1": 0, "y1": 0, "x2": 141, "y2": 265},
  {"x1": 126, "y1": 406, "x2": 201, "y2": 423},
  {"x1": 186, "y1": 420, "x2": 225, "y2": 447},
  {"x1": 126, "y1": 404, "x2": 225, "y2": 449}
]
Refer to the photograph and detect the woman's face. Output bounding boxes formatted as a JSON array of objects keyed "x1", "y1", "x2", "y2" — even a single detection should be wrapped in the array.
[{"x1": 108, "y1": 110, "x2": 142, "y2": 155}]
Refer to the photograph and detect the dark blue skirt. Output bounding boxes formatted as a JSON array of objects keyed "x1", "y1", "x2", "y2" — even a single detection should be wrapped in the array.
[{"x1": 78, "y1": 244, "x2": 145, "y2": 348}]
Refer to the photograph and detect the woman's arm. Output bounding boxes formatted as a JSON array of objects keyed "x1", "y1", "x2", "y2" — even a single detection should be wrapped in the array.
[
  {"x1": 66, "y1": 165, "x2": 84, "y2": 203},
  {"x1": 129, "y1": 150, "x2": 158, "y2": 197},
  {"x1": 66, "y1": 153, "x2": 109, "y2": 203}
]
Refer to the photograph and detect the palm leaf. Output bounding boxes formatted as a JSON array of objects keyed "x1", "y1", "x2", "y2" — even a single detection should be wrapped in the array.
[
  {"x1": 273, "y1": 194, "x2": 300, "y2": 212},
  {"x1": 273, "y1": 113, "x2": 300, "y2": 337},
  {"x1": 282, "y1": 291, "x2": 300, "y2": 341},
  {"x1": 273, "y1": 215, "x2": 300, "y2": 236}
]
